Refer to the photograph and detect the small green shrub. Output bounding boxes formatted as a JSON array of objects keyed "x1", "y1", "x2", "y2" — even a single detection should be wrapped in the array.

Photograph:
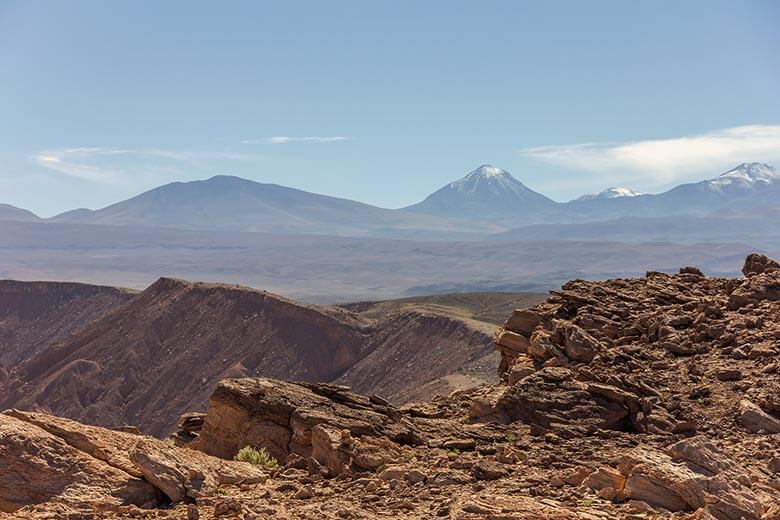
[
  {"x1": 445, "y1": 447, "x2": 461, "y2": 457},
  {"x1": 234, "y1": 445, "x2": 278, "y2": 469}
]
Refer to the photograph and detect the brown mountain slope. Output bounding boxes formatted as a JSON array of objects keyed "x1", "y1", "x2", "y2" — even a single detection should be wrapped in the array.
[
  {"x1": 0, "y1": 280, "x2": 133, "y2": 370},
  {"x1": 338, "y1": 312, "x2": 496, "y2": 402},
  {"x1": 336, "y1": 292, "x2": 548, "y2": 401},
  {"x1": 1, "y1": 279, "x2": 539, "y2": 436},
  {"x1": 1, "y1": 278, "x2": 369, "y2": 435}
]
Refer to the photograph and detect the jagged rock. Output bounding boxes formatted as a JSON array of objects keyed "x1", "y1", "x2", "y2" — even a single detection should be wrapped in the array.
[
  {"x1": 586, "y1": 438, "x2": 768, "y2": 520},
  {"x1": 729, "y1": 271, "x2": 780, "y2": 309},
  {"x1": 583, "y1": 467, "x2": 626, "y2": 492},
  {"x1": 7, "y1": 253, "x2": 780, "y2": 519},
  {"x1": 129, "y1": 439, "x2": 265, "y2": 503},
  {"x1": 4, "y1": 409, "x2": 146, "y2": 477},
  {"x1": 737, "y1": 399, "x2": 780, "y2": 433},
  {"x1": 197, "y1": 378, "x2": 422, "y2": 466},
  {"x1": 507, "y1": 356, "x2": 535, "y2": 385},
  {"x1": 561, "y1": 323, "x2": 602, "y2": 362},
  {"x1": 527, "y1": 329, "x2": 564, "y2": 361},
  {"x1": 496, "y1": 368, "x2": 633, "y2": 431},
  {"x1": 742, "y1": 253, "x2": 780, "y2": 277},
  {"x1": 0, "y1": 412, "x2": 160, "y2": 513}
]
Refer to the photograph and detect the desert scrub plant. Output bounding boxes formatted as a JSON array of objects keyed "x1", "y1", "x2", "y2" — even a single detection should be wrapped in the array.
[
  {"x1": 162, "y1": 437, "x2": 176, "y2": 447},
  {"x1": 234, "y1": 445, "x2": 279, "y2": 469}
]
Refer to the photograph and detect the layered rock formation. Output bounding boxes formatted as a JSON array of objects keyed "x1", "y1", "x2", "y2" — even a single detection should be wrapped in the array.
[{"x1": 2, "y1": 254, "x2": 778, "y2": 519}]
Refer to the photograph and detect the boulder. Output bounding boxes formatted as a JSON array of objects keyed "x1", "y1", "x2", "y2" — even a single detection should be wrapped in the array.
[
  {"x1": 0, "y1": 412, "x2": 160, "y2": 513},
  {"x1": 129, "y1": 439, "x2": 265, "y2": 503},
  {"x1": 586, "y1": 439, "x2": 766, "y2": 520},
  {"x1": 496, "y1": 368, "x2": 633, "y2": 432},
  {"x1": 737, "y1": 399, "x2": 780, "y2": 434},
  {"x1": 561, "y1": 323, "x2": 602, "y2": 363},
  {"x1": 196, "y1": 378, "x2": 422, "y2": 464},
  {"x1": 742, "y1": 253, "x2": 780, "y2": 277}
]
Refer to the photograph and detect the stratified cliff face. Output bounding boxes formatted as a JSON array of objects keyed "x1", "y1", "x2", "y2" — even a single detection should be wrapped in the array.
[{"x1": 0, "y1": 280, "x2": 132, "y2": 369}]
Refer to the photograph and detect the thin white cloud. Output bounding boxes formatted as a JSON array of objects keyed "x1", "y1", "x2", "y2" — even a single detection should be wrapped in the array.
[
  {"x1": 33, "y1": 149, "x2": 124, "y2": 183},
  {"x1": 519, "y1": 124, "x2": 780, "y2": 183},
  {"x1": 242, "y1": 136, "x2": 349, "y2": 144},
  {"x1": 32, "y1": 147, "x2": 257, "y2": 183}
]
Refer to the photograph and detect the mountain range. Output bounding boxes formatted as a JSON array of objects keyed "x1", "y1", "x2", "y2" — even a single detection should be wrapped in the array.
[{"x1": 2, "y1": 162, "x2": 777, "y2": 238}]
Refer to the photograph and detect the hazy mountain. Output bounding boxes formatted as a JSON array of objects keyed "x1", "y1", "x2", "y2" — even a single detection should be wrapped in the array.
[
  {"x1": 51, "y1": 175, "x2": 499, "y2": 238},
  {"x1": 575, "y1": 186, "x2": 643, "y2": 201},
  {"x1": 11, "y1": 162, "x2": 780, "y2": 238},
  {"x1": 403, "y1": 165, "x2": 557, "y2": 225},
  {"x1": 0, "y1": 204, "x2": 39, "y2": 222},
  {"x1": 559, "y1": 163, "x2": 779, "y2": 222}
]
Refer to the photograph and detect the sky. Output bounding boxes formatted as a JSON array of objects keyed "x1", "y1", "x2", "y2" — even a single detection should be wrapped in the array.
[{"x1": 1, "y1": 0, "x2": 779, "y2": 217}]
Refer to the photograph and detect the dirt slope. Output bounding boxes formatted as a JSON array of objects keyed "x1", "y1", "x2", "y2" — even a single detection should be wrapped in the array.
[
  {"x1": 1, "y1": 278, "x2": 369, "y2": 435},
  {"x1": 337, "y1": 292, "x2": 548, "y2": 401},
  {"x1": 0, "y1": 280, "x2": 133, "y2": 371},
  {"x1": 1, "y1": 280, "x2": 534, "y2": 436}
]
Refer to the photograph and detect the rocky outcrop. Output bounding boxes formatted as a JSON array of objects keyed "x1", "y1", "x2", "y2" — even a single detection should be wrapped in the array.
[
  {"x1": 0, "y1": 409, "x2": 267, "y2": 516},
  {"x1": 129, "y1": 439, "x2": 265, "y2": 503},
  {"x1": 742, "y1": 253, "x2": 780, "y2": 277},
  {"x1": 0, "y1": 412, "x2": 160, "y2": 514},
  {"x1": 586, "y1": 436, "x2": 771, "y2": 520},
  {"x1": 196, "y1": 378, "x2": 422, "y2": 464},
  {"x1": 738, "y1": 399, "x2": 780, "y2": 434}
]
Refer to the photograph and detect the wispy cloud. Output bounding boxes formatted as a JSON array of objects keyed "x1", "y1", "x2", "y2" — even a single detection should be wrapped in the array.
[
  {"x1": 519, "y1": 125, "x2": 780, "y2": 183},
  {"x1": 33, "y1": 147, "x2": 257, "y2": 183},
  {"x1": 242, "y1": 136, "x2": 349, "y2": 144}
]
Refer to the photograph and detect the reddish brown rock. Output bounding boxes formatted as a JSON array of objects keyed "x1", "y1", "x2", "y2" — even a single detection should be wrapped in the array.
[{"x1": 742, "y1": 253, "x2": 780, "y2": 277}]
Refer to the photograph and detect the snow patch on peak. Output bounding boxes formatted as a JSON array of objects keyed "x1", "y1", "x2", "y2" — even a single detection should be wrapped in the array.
[
  {"x1": 576, "y1": 186, "x2": 643, "y2": 201},
  {"x1": 470, "y1": 164, "x2": 506, "y2": 178},
  {"x1": 709, "y1": 162, "x2": 779, "y2": 188}
]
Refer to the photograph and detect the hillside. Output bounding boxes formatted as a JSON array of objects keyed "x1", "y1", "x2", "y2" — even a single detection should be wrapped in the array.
[
  {"x1": 3, "y1": 253, "x2": 779, "y2": 519},
  {"x1": 0, "y1": 203, "x2": 39, "y2": 222},
  {"x1": 0, "y1": 279, "x2": 540, "y2": 436},
  {"x1": 0, "y1": 280, "x2": 133, "y2": 371}
]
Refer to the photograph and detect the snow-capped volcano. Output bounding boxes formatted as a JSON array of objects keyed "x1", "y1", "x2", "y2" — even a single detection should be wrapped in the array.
[
  {"x1": 449, "y1": 165, "x2": 535, "y2": 196},
  {"x1": 575, "y1": 186, "x2": 643, "y2": 201},
  {"x1": 405, "y1": 164, "x2": 557, "y2": 225},
  {"x1": 707, "y1": 162, "x2": 779, "y2": 189}
]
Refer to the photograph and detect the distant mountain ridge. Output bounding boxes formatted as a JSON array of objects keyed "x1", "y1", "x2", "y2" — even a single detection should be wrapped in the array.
[
  {"x1": 50, "y1": 175, "x2": 500, "y2": 238},
  {"x1": 3, "y1": 162, "x2": 777, "y2": 237},
  {"x1": 0, "y1": 204, "x2": 39, "y2": 222},
  {"x1": 411, "y1": 162, "x2": 779, "y2": 226}
]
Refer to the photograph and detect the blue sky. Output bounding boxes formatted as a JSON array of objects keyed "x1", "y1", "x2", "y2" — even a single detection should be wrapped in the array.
[{"x1": 1, "y1": 0, "x2": 779, "y2": 216}]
